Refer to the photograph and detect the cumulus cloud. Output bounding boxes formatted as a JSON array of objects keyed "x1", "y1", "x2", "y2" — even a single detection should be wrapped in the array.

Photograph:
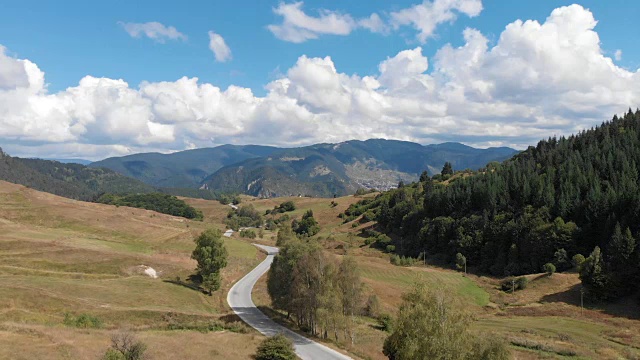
[
  {"x1": 119, "y1": 21, "x2": 187, "y2": 42},
  {"x1": 1, "y1": 5, "x2": 639, "y2": 160},
  {"x1": 267, "y1": 1, "x2": 357, "y2": 43},
  {"x1": 208, "y1": 31, "x2": 232, "y2": 62},
  {"x1": 390, "y1": 0, "x2": 483, "y2": 43},
  {"x1": 358, "y1": 13, "x2": 389, "y2": 34}
]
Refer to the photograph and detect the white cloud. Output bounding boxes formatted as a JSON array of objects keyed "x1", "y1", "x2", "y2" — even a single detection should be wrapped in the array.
[
  {"x1": 615, "y1": 49, "x2": 622, "y2": 61},
  {"x1": 208, "y1": 31, "x2": 232, "y2": 62},
  {"x1": 390, "y1": 0, "x2": 483, "y2": 43},
  {"x1": 267, "y1": 1, "x2": 357, "y2": 43},
  {"x1": 358, "y1": 13, "x2": 389, "y2": 34},
  {"x1": 1, "y1": 5, "x2": 639, "y2": 160},
  {"x1": 267, "y1": 0, "x2": 480, "y2": 43},
  {"x1": 119, "y1": 21, "x2": 187, "y2": 42}
]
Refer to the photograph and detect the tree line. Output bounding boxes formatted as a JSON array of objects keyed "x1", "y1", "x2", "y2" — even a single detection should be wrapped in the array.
[
  {"x1": 97, "y1": 193, "x2": 203, "y2": 220},
  {"x1": 344, "y1": 109, "x2": 640, "y2": 301},
  {"x1": 267, "y1": 225, "x2": 362, "y2": 343}
]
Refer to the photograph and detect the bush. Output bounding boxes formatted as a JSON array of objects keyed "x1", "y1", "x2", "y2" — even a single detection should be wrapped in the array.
[
  {"x1": 390, "y1": 255, "x2": 417, "y2": 267},
  {"x1": 239, "y1": 229, "x2": 257, "y2": 239},
  {"x1": 255, "y1": 334, "x2": 296, "y2": 360},
  {"x1": 543, "y1": 263, "x2": 556, "y2": 276},
  {"x1": 103, "y1": 331, "x2": 147, "y2": 360},
  {"x1": 501, "y1": 276, "x2": 528, "y2": 292},
  {"x1": 385, "y1": 245, "x2": 396, "y2": 253},
  {"x1": 63, "y1": 313, "x2": 102, "y2": 328},
  {"x1": 377, "y1": 314, "x2": 393, "y2": 332},
  {"x1": 515, "y1": 276, "x2": 528, "y2": 290},
  {"x1": 365, "y1": 294, "x2": 381, "y2": 318}
]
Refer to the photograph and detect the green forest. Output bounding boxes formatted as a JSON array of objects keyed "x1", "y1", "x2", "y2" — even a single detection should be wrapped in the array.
[
  {"x1": 345, "y1": 109, "x2": 640, "y2": 301},
  {"x1": 96, "y1": 193, "x2": 203, "y2": 220}
]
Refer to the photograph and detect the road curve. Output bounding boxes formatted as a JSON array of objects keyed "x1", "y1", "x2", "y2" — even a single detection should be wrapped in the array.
[{"x1": 227, "y1": 244, "x2": 353, "y2": 360}]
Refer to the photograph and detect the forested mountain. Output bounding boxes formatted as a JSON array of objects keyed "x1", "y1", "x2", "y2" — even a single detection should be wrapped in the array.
[
  {"x1": 90, "y1": 145, "x2": 279, "y2": 188},
  {"x1": 0, "y1": 148, "x2": 154, "y2": 200},
  {"x1": 347, "y1": 110, "x2": 640, "y2": 301},
  {"x1": 203, "y1": 140, "x2": 517, "y2": 197}
]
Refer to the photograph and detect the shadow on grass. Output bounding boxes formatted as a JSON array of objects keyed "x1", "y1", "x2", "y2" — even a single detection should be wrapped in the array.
[
  {"x1": 163, "y1": 274, "x2": 208, "y2": 295},
  {"x1": 540, "y1": 284, "x2": 640, "y2": 320}
]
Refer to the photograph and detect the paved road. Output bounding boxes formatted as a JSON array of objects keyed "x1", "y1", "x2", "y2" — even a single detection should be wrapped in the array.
[{"x1": 227, "y1": 244, "x2": 353, "y2": 360}]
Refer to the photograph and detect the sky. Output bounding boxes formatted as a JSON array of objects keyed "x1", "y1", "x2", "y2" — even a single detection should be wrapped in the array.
[{"x1": 0, "y1": 0, "x2": 639, "y2": 160}]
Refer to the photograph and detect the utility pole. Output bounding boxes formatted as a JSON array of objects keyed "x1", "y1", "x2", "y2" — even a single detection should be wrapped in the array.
[
  {"x1": 512, "y1": 278, "x2": 515, "y2": 295},
  {"x1": 580, "y1": 287, "x2": 584, "y2": 316},
  {"x1": 464, "y1": 259, "x2": 467, "y2": 275}
]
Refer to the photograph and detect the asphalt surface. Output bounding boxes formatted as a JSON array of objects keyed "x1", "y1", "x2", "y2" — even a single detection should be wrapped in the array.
[{"x1": 227, "y1": 244, "x2": 353, "y2": 360}]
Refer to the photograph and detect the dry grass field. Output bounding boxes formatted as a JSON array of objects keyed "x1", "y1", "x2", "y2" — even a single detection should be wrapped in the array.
[{"x1": 0, "y1": 181, "x2": 263, "y2": 359}]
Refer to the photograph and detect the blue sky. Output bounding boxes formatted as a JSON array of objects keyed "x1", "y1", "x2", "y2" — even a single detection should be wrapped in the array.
[
  {"x1": 0, "y1": 0, "x2": 639, "y2": 159},
  {"x1": 1, "y1": 0, "x2": 635, "y2": 94}
]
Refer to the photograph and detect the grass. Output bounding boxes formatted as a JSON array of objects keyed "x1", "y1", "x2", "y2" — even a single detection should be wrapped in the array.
[{"x1": 0, "y1": 181, "x2": 263, "y2": 359}]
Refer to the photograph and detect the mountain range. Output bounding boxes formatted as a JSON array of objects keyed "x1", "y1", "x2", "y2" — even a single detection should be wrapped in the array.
[{"x1": 91, "y1": 140, "x2": 518, "y2": 197}]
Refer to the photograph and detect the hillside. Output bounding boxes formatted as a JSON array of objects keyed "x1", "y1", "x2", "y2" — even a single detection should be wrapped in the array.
[
  {"x1": 90, "y1": 145, "x2": 279, "y2": 188},
  {"x1": 344, "y1": 109, "x2": 640, "y2": 301},
  {"x1": 203, "y1": 139, "x2": 517, "y2": 197},
  {"x1": 192, "y1": 194, "x2": 640, "y2": 359},
  {"x1": 0, "y1": 180, "x2": 264, "y2": 359},
  {"x1": 0, "y1": 148, "x2": 155, "y2": 201}
]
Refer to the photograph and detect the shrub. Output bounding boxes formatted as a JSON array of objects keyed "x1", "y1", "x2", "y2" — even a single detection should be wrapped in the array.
[
  {"x1": 515, "y1": 276, "x2": 528, "y2": 290},
  {"x1": 255, "y1": 334, "x2": 296, "y2": 360},
  {"x1": 377, "y1": 314, "x2": 393, "y2": 332},
  {"x1": 103, "y1": 331, "x2": 147, "y2": 360},
  {"x1": 385, "y1": 245, "x2": 396, "y2": 253},
  {"x1": 543, "y1": 263, "x2": 556, "y2": 276},
  {"x1": 365, "y1": 294, "x2": 381, "y2": 318},
  {"x1": 239, "y1": 229, "x2": 257, "y2": 239},
  {"x1": 390, "y1": 255, "x2": 417, "y2": 266},
  {"x1": 501, "y1": 277, "x2": 528, "y2": 292},
  {"x1": 63, "y1": 313, "x2": 102, "y2": 328}
]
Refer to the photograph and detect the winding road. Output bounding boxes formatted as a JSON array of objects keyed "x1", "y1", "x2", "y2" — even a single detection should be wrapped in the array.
[{"x1": 227, "y1": 244, "x2": 353, "y2": 360}]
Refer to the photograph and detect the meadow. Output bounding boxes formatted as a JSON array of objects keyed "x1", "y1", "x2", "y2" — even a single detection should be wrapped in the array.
[{"x1": 0, "y1": 181, "x2": 263, "y2": 359}]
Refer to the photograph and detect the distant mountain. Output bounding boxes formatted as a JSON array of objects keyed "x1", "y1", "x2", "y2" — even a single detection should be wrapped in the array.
[
  {"x1": 203, "y1": 140, "x2": 518, "y2": 197},
  {"x1": 90, "y1": 145, "x2": 279, "y2": 188},
  {"x1": 41, "y1": 158, "x2": 92, "y2": 165},
  {"x1": 0, "y1": 148, "x2": 154, "y2": 201}
]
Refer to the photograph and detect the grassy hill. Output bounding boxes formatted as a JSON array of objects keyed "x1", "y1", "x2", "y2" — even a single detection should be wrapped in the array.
[
  {"x1": 0, "y1": 180, "x2": 263, "y2": 360},
  {"x1": 0, "y1": 148, "x2": 155, "y2": 201},
  {"x1": 204, "y1": 194, "x2": 640, "y2": 360}
]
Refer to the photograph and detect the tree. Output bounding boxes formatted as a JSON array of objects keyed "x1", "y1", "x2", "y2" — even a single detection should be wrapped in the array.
[
  {"x1": 455, "y1": 253, "x2": 467, "y2": 273},
  {"x1": 292, "y1": 210, "x2": 320, "y2": 237},
  {"x1": 103, "y1": 331, "x2": 147, "y2": 360},
  {"x1": 553, "y1": 248, "x2": 568, "y2": 270},
  {"x1": 571, "y1": 254, "x2": 585, "y2": 270},
  {"x1": 255, "y1": 334, "x2": 296, "y2": 360},
  {"x1": 383, "y1": 284, "x2": 510, "y2": 360},
  {"x1": 191, "y1": 229, "x2": 228, "y2": 293},
  {"x1": 542, "y1": 263, "x2": 556, "y2": 276},
  {"x1": 580, "y1": 246, "x2": 611, "y2": 300},
  {"x1": 337, "y1": 256, "x2": 363, "y2": 344},
  {"x1": 201, "y1": 272, "x2": 221, "y2": 295},
  {"x1": 441, "y1": 162, "x2": 453, "y2": 176}
]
